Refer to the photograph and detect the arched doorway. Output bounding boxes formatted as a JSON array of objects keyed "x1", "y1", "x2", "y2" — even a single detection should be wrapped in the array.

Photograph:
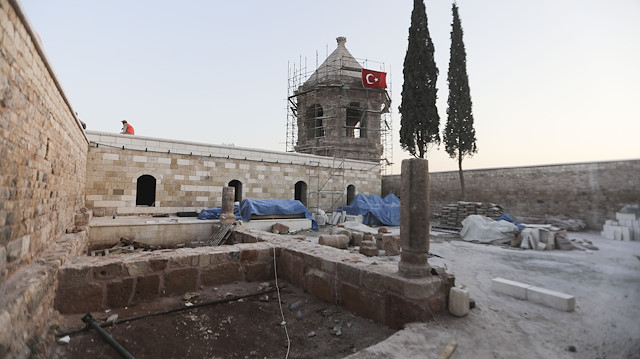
[
  {"x1": 228, "y1": 180, "x2": 243, "y2": 202},
  {"x1": 136, "y1": 175, "x2": 156, "y2": 206},
  {"x1": 295, "y1": 181, "x2": 308, "y2": 207},
  {"x1": 347, "y1": 184, "x2": 356, "y2": 205}
]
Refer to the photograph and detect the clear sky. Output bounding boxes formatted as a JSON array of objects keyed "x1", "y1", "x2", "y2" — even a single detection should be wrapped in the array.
[{"x1": 20, "y1": 0, "x2": 640, "y2": 174}]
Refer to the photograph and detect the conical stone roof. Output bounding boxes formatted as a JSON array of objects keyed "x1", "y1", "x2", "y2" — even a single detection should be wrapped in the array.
[{"x1": 303, "y1": 37, "x2": 362, "y2": 87}]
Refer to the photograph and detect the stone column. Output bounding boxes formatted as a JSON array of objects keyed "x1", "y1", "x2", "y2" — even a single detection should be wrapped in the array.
[
  {"x1": 398, "y1": 158, "x2": 431, "y2": 278},
  {"x1": 220, "y1": 187, "x2": 236, "y2": 224}
]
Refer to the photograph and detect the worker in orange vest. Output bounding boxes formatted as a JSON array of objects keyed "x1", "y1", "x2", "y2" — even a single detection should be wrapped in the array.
[{"x1": 120, "y1": 120, "x2": 135, "y2": 135}]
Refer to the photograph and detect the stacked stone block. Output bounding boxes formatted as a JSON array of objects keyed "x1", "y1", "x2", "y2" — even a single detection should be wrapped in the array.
[
  {"x1": 439, "y1": 202, "x2": 503, "y2": 229},
  {"x1": 601, "y1": 212, "x2": 640, "y2": 241}
]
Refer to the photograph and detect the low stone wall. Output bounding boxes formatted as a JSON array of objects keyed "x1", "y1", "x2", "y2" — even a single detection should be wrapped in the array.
[
  {"x1": 55, "y1": 229, "x2": 453, "y2": 330},
  {"x1": 382, "y1": 159, "x2": 640, "y2": 229}
]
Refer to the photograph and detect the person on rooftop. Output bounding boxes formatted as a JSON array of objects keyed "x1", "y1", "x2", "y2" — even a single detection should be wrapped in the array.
[{"x1": 120, "y1": 120, "x2": 134, "y2": 135}]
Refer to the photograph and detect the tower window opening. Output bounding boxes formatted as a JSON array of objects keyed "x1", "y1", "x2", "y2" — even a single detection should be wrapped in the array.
[
  {"x1": 136, "y1": 175, "x2": 156, "y2": 206},
  {"x1": 346, "y1": 102, "x2": 365, "y2": 138},
  {"x1": 306, "y1": 104, "x2": 324, "y2": 139}
]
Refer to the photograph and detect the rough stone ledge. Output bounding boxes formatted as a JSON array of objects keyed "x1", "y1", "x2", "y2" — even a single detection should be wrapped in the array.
[{"x1": 0, "y1": 231, "x2": 88, "y2": 358}]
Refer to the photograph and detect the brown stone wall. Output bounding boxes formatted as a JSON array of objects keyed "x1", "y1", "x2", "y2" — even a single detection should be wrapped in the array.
[
  {"x1": 0, "y1": 0, "x2": 88, "y2": 283},
  {"x1": 382, "y1": 159, "x2": 640, "y2": 229}
]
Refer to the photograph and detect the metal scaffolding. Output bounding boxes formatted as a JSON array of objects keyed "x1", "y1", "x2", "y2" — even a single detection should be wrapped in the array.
[{"x1": 286, "y1": 53, "x2": 393, "y2": 212}]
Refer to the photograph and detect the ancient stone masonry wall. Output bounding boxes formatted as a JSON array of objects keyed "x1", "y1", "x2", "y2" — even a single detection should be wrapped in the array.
[
  {"x1": 382, "y1": 159, "x2": 640, "y2": 229},
  {"x1": 0, "y1": 0, "x2": 88, "y2": 284},
  {"x1": 85, "y1": 131, "x2": 380, "y2": 216}
]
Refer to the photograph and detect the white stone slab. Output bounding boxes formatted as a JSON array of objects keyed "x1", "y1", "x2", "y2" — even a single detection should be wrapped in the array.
[
  {"x1": 491, "y1": 278, "x2": 531, "y2": 300},
  {"x1": 527, "y1": 286, "x2": 575, "y2": 312}
]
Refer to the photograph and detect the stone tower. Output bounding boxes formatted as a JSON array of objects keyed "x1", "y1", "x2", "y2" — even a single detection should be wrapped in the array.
[{"x1": 293, "y1": 37, "x2": 390, "y2": 162}]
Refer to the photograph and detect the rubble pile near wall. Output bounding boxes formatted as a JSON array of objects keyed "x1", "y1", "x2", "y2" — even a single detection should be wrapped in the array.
[
  {"x1": 602, "y1": 211, "x2": 640, "y2": 241},
  {"x1": 440, "y1": 202, "x2": 503, "y2": 229}
]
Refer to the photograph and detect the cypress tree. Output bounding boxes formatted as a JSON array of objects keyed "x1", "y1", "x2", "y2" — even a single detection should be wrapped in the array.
[
  {"x1": 443, "y1": 2, "x2": 477, "y2": 201},
  {"x1": 399, "y1": 0, "x2": 440, "y2": 159}
]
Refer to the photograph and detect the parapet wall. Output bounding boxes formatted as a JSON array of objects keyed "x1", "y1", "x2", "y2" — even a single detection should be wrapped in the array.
[
  {"x1": 85, "y1": 131, "x2": 381, "y2": 216},
  {"x1": 0, "y1": 0, "x2": 88, "y2": 283},
  {"x1": 382, "y1": 159, "x2": 640, "y2": 229}
]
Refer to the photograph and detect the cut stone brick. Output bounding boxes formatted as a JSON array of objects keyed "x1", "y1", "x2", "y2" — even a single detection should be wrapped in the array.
[
  {"x1": 491, "y1": 278, "x2": 531, "y2": 300},
  {"x1": 526, "y1": 286, "x2": 575, "y2": 312}
]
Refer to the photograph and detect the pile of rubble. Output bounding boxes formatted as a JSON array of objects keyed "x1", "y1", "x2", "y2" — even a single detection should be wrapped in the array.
[{"x1": 439, "y1": 202, "x2": 503, "y2": 229}]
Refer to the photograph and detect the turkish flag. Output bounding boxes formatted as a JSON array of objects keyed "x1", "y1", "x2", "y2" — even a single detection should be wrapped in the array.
[{"x1": 362, "y1": 69, "x2": 387, "y2": 89}]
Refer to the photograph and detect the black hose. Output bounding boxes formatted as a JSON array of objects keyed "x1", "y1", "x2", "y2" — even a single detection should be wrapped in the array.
[
  {"x1": 81, "y1": 313, "x2": 135, "y2": 359},
  {"x1": 58, "y1": 288, "x2": 277, "y2": 338}
]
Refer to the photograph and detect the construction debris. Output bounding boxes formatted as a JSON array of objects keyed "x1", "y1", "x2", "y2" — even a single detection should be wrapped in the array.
[
  {"x1": 439, "y1": 202, "x2": 503, "y2": 229},
  {"x1": 545, "y1": 215, "x2": 587, "y2": 231},
  {"x1": 601, "y1": 209, "x2": 640, "y2": 241}
]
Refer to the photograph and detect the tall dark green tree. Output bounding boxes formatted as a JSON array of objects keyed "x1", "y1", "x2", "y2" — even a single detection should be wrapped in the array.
[
  {"x1": 399, "y1": 0, "x2": 440, "y2": 159},
  {"x1": 444, "y1": 2, "x2": 477, "y2": 201}
]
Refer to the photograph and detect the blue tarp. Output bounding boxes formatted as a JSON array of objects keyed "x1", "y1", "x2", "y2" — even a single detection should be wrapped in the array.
[
  {"x1": 337, "y1": 194, "x2": 401, "y2": 226},
  {"x1": 197, "y1": 204, "x2": 241, "y2": 220},
  {"x1": 199, "y1": 199, "x2": 317, "y2": 230},
  {"x1": 496, "y1": 213, "x2": 525, "y2": 231}
]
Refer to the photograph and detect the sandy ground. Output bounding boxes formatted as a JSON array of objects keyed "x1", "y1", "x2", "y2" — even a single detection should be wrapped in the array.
[{"x1": 344, "y1": 231, "x2": 640, "y2": 359}]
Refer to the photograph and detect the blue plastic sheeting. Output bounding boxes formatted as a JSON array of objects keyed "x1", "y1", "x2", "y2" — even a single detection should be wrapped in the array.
[
  {"x1": 337, "y1": 194, "x2": 401, "y2": 226},
  {"x1": 496, "y1": 213, "x2": 525, "y2": 231},
  {"x1": 197, "y1": 204, "x2": 241, "y2": 220},
  {"x1": 199, "y1": 199, "x2": 318, "y2": 231},
  {"x1": 239, "y1": 199, "x2": 318, "y2": 230}
]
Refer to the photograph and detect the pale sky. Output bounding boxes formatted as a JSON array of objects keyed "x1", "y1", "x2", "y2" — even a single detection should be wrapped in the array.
[{"x1": 20, "y1": 0, "x2": 640, "y2": 174}]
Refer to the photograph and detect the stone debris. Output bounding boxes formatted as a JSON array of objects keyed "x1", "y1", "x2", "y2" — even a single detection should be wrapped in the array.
[
  {"x1": 57, "y1": 336, "x2": 71, "y2": 345},
  {"x1": 271, "y1": 223, "x2": 290, "y2": 234},
  {"x1": 359, "y1": 237, "x2": 379, "y2": 257},
  {"x1": 318, "y1": 235, "x2": 349, "y2": 249},
  {"x1": 289, "y1": 300, "x2": 303, "y2": 311},
  {"x1": 440, "y1": 201, "x2": 504, "y2": 229},
  {"x1": 307, "y1": 331, "x2": 317, "y2": 338},
  {"x1": 381, "y1": 234, "x2": 400, "y2": 256},
  {"x1": 545, "y1": 215, "x2": 587, "y2": 231},
  {"x1": 601, "y1": 211, "x2": 640, "y2": 241},
  {"x1": 258, "y1": 295, "x2": 269, "y2": 302}
]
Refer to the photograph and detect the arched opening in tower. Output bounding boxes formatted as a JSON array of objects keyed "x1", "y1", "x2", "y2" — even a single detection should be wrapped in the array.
[
  {"x1": 306, "y1": 104, "x2": 324, "y2": 139},
  {"x1": 347, "y1": 184, "x2": 356, "y2": 205},
  {"x1": 228, "y1": 180, "x2": 243, "y2": 202},
  {"x1": 346, "y1": 102, "x2": 365, "y2": 138},
  {"x1": 295, "y1": 181, "x2": 308, "y2": 207},
  {"x1": 136, "y1": 175, "x2": 156, "y2": 206}
]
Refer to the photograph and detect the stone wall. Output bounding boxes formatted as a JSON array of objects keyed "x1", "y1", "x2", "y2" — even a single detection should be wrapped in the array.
[
  {"x1": 56, "y1": 230, "x2": 453, "y2": 330},
  {"x1": 85, "y1": 131, "x2": 381, "y2": 216},
  {"x1": 0, "y1": 0, "x2": 88, "y2": 283},
  {"x1": 0, "y1": 1, "x2": 89, "y2": 355},
  {"x1": 382, "y1": 159, "x2": 640, "y2": 229}
]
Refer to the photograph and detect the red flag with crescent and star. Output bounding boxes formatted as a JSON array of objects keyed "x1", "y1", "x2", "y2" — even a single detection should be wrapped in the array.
[{"x1": 361, "y1": 69, "x2": 387, "y2": 89}]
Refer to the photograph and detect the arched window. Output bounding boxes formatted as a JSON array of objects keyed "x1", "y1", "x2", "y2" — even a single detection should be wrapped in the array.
[
  {"x1": 346, "y1": 102, "x2": 365, "y2": 138},
  {"x1": 136, "y1": 175, "x2": 156, "y2": 206},
  {"x1": 347, "y1": 184, "x2": 356, "y2": 205},
  {"x1": 228, "y1": 180, "x2": 243, "y2": 202},
  {"x1": 306, "y1": 104, "x2": 324, "y2": 139},
  {"x1": 294, "y1": 181, "x2": 308, "y2": 207}
]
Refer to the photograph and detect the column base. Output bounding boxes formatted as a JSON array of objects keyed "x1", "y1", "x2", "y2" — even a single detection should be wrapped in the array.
[{"x1": 398, "y1": 250, "x2": 431, "y2": 278}]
